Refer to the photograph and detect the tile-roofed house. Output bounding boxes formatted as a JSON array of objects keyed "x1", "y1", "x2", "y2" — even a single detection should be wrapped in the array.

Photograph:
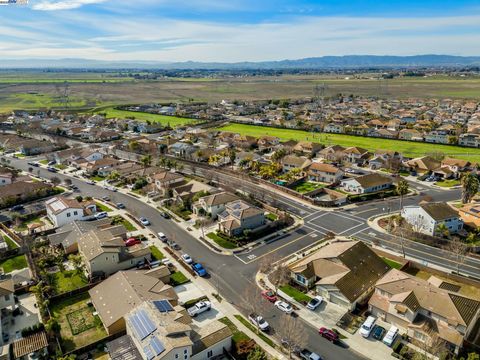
[
  {"x1": 281, "y1": 155, "x2": 312, "y2": 173},
  {"x1": 172, "y1": 180, "x2": 217, "y2": 204},
  {"x1": 399, "y1": 128, "x2": 424, "y2": 141},
  {"x1": 458, "y1": 202, "x2": 480, "y2": 228},
  {"x1": 404, "y1": 156, "x2": 441, "y2": 174},
  {"x1": 342, "y1": 146, "x2": 371, "y2": 165},
  {"x1": 340, "y1": 173, "x2": 392, "y2": 194},
  {"x1": 293, "y1": 141, "x2": 322, "y2": 156},
  {"x1": 12, "y1": 331, "x2": 48, "y2": 359},
  {"x1": 89, "y1": 270, "x2": 178, "y2": 335},
  {"x1": 317, "y1": 145, "x2": 346, "y2": 162},
  {"x1": 218, "y1": 200, "x2": 266, "y2": 237},
  {"x1": 0, "y1": 181, "x2": 52, "y2": 208},
  {"x1": 307, "y1": 162, "x2": 344, "y2": 184},
  {"x1": 369, "y1": 269, "x2": 480, "y2": 354},
  {"x1": 401, "y1": 202, "x2": 462, "y2": 236},
  {"x1": 441, "y1": 158, "x2": 471, "y2": 175},
  {"x1": 289, "y1": 240, "x2": 389, "y2": 310},
  {"x1": 147, "y1": 171, "x2": 185, "y2": 196},
  {"x1": 192, "y1": 192, "x2": 239, "y2": 219},
  {"x1": 46, "y1": 196, "x2": 97, "y2": 227}
]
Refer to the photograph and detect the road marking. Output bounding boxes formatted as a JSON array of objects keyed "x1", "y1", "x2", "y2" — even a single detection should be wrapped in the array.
[
  {"x1": 337, "y1": 222, "x2": 367, "y2": 235},
  {"x1": 328, "y1": 211, "x2": 364, "y2": 224},
  {"x1": 349, "y1": 226, "x2": 371, "y2": 237},
  {"x1": 304, "y1": 222, "x2": 332, "y2": 233}
]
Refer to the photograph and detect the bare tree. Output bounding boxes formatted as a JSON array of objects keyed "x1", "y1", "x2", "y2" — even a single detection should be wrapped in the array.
[
  {"x1": 446, "y1": 236, "x2": 468, "y2": 275},
  {"x1": 258, "y1": 253, "x2": 281, "y2": 275},
  {"x1": 50, "y1": 176, "x2": 61, "y2": 187},
  {"x1": 242, "y1": 286, "x2": 267, "y2": 334},
  {"x1": 269, "y1": 263, "x2": 291, "y2": 294},
  {"x1": 414, "y1": 329, "x2": 449, "y2": 360},
  {"x1": 277, "y1": 315, "x2": 307, "y2": 359}
]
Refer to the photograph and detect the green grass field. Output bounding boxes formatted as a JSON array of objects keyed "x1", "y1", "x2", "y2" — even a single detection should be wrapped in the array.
[
  {"x1": 217, "y1": 123, "x2": 480, "y2": 162},
  {"x1": 207, "y1": 232, "x2": 237, "y2": 249},
  {"x1": 292, "y1": 181, "x2": 326, "y2": 193},
  {"x1": 51, "y1": 270, "x2": 88, "y2": 294},
  {"x1": 0, "y1": 93, "x2": 91, "y2": 112},
  {"x1": 97, "y1": 107, "x2": 198, "y2": 127},
  {"x1": 0, "y1": 255, "x2": 28, "y2": 273}
]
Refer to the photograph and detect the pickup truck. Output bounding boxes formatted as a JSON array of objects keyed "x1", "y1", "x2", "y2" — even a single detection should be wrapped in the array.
[
  {"x1": 248, "y1": 313, "x2": 270, "y2": 332},
  {"x1": 299, "y1": 349, "x2": 322, "y2": 360},
  {"x1": 187, "y1": 301, "x2": 211, "y2": 317},
  {"x1": 191, "y1": 263, "x2": 207, "y2": 277}
]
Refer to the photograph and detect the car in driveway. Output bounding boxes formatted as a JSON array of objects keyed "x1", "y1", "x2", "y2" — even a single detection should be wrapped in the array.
[
  {"x1": 360, "y1": 316, "x2": 376, "y2": 338},
  {"x1": 306, "y1": 296, "x2": 323, "y2": 310},
  {"x1": 187, "y1": 301, "x2": 211, "y2": 317},
  {"x1": 139, "y1": 217, "x2": 150, "y2": 226},
  {"x1": 383, "y1": 325, "x2": 399, "y2": 347},
  {"x1": 191, "y1": 263, "x2": 207, "y2": 277},
  {"x1": 372, "y1": 325, "x2": 386, "y2": 340},
  {"x1": 125, "y1": 237, "x2": 142, "y2": 247},
  {"x1": 95, "y1": 211, "x2": 108, "y2": 220},
  {"x1": 261, "y1": 289, "x2": 277, "y2": 302},
  {"x1": 319, "y1": 327, "x2": 339, "y2": 343},
  {"x1": 274, "y1": 300, "x2": 293, "y2": 314},
  {"x1": 181, "y1": 254, "x2": 193, "y2": 264}
]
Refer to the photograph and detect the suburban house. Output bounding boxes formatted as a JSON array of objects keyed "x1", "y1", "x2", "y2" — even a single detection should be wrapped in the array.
[
  {"x1": 168, "y1": 142, "x2": 197, "y2": 159},
  {"x1": 147, "y1": 171, "x2": 185, "y2": 196},
  {"x1": 317, "y1": 145, "x2": 346, "y2": 162},
  {"x1": 89, "y1": 270, "x2": 178, "y2": 335},
  {"x1": 340, "y1": 173, "x2": 393, "y2": 194},
  {"x1": 293, "y1": 141, "x2": 322, "y2": 156},
  {"x1": 218, "y1": 200, "x2": 266, "y2": 237},
  {"x1": 172, "y1": 180, "x2": 216, "y2": 205},
  {"x1": 458, "y1": 203, "x2": 480, "y2": 228},
  {"x1": 288, "y1": 241, "x2": 390, "y2": 310},
  {"x1": 369, "y1": 269, "x2": 480, "y2": 354},
  {"x1": 342, "y1": 147, "x2": 371, "y2": 165},
  {"x1": 424, "y1": 130, "x2": 450, "y2": 144},
  {"x1": 46, "y1": 197, "x2": 97, "y2": 227},
  {"x1": 399, "y1": 129, "x2": 423, "y2": 141},
  {"x1": 78, "y1": 228, "x2": 151, "y2": 277},
  {"x1": 0, "y1": 276, "x2": 15, "y2": 346},
  {"x1": 368, "y1": 150, "x2": 403, "y2": 170},
  {"x1": 404, "y1": 156, "x2": 441, "y2": 175},
  {"x1": 123, "y1": 300, "x2": 232, "y2": 360},
  {"x1": 0, "y1": 181, "x2": 53, "y2": 208},
  {"x1": 324, "y1": 123, "x2": 345, "y2": 133},
  {"x1": 307, "y1": 163, "x2": 343, "y2": 184},
  {"x1": 192, "y1": 192, "x2": 239, "y2": 219},
  {"x1": 53, "y1": 148, "x2": 104, "y2": 166},
  {"x1": 441, "y1": 158, "x2": 471, "y2": 176},
  {"x1": 0, "y1": 169, "x2": 13, "y2": 187},
  {"x1": 401, "y1": 203, "x2": 463, "y2": 236},
  {"x1": 281, "y1": 155, "x2": 312, "y2": 173},
  {"x1": 459, "y1": 133, "x2": 480, "y2": 148},
  {"x1": 257, "y1": 136, "x2": 280, "y2": 151}
]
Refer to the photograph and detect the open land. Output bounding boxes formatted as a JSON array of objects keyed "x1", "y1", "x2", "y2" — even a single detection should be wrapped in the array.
[{"x1": 97, "y1": 106, "x2": 198, "y2": 127}]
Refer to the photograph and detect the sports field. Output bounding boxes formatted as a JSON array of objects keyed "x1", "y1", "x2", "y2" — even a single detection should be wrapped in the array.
[
  {"x1": 98, "y1": 106, "x2": 199, "y2": 127},
  {"x1": 216, "y1": 123, "x2": 480, "y2": 162}
]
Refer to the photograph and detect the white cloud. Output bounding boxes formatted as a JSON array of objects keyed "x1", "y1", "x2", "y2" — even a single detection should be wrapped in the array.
[{"x1": 32, "y1": 0, "x2": 107, "y2": 11}]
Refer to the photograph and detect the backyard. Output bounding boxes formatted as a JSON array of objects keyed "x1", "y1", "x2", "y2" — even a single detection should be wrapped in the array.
[
  {"x1": 50, "y1": 292, "x2": 107, "y2": 352},
  {"x1": 0, "y1": 254, "x2": 28, "y2": 273},
  {"x1": 2, "y1": 234, "x2": 19, "y2": 249},
  {"x1": 216, "y1": 123, "x2": 480, "y2": 162},
  {"x1": 50, "y1": 270, "x2": 88, "y2": 294},
  {"x1": 292, "y1": 181, "x2": 326, "y2": 194}
]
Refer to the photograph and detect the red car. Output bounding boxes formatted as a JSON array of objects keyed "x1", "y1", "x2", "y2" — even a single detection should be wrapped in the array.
[
  {"x1": 125, "y1": 238, "x2": 141, "y2": 247},
  {"x1": 319, "y1": 327, "x2": 339, "y2": 342},
  {"x1": 261, "y1": 289, "x2": 278, "y2": 302}
]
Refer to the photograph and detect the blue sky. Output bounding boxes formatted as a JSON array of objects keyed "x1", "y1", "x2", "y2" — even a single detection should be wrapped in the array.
[{"x1": 0, "y1": 0, "x2": 479, "y2": 62}]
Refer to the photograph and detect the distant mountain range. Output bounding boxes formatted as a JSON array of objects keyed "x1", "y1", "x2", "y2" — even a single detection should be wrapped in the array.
[{"x1": 2, "y1": 55, "x2": 480, "y2": 70}]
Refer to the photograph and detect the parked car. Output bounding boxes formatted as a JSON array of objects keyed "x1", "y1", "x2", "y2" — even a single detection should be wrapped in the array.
[
  {"x1": 116, "y1": 202, "x2": 125, "y2": 209},
  {"x1": 47, "y1": 160, "x2": 56, "y2": 166},
  {"x1": 101, "y1": 196, "x2": 110, "y2": 202},
  {"x1": 160, "y1": 211, "x2": 170, "y2": 219},
  {"x1": 10, "y1": 204, "x2": 24, "y2": 212},
  {"x1": 95, "y1": 211, "x2": 108, "y2": 220},
  {"x1": 125, "y1": 238, "x2": 141, "y2": 247},
  {"x1": 139, "y1": 217, "x2": 150, "y2": 226},
  {"x1": 359, "y1": 316, "x2": 376, "y2": 338},
  {"x1": 306, "y1": 296, "x2": 323, "y2": 311},
  {"x1": 181, "y1": 254, "x2": 193, "y2": 264},
  {"x1": 86, "y1": 180, "x2": 95, "y2": 185},
  {"x1": 299, "y1": 348, "x2": 322, "y2": 360},
  {"x1": 169, "y1": 241, "x2": 181, "y2": 250},
  {"x1": 261, "y1": 289, "x2": 277, "y2": 302},
  {"x1": 383, "y1": 326, "x2": 399, "y2": 347},
  {"x1": 318, "y1": 327, "x2": 339, "y2": 343},
  {"x1": 27, "y1": 161, "x2": 39, "y2": 167},
  {"x1": 274, "y1": 300, "x2": 293, "y2": 314},
  {"x1": 47, "y1": 167, "x2": 57, "y2": 173},
  {"x1": 191, "y1": 263, "x2": 207, "y2": 277},
  {"x1": 248, "y1": 313, "x2": 270, "y2": 332},
  {"x1": 157, "y1": 232, "x2": 168, "y2": 242},
  {"x1": 372, "y1": 325, "x2": 386, "y2": 340},
  {"x1": 187, "y1": 301, "x2": 211, "y2": 317}
]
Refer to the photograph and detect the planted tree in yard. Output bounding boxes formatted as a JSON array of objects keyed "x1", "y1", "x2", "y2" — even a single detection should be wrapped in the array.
[
  {"x1": 461, "y1": 173, "x2": 479, "y2": 204},
  {"x1": 107, "y1": 170, "x2": 120, "y2": 182},
  {"x1": 50, "y1": 176, "x2": 61, "y2": 187},
  {"x1": 242, "y1": 286, "x2": 267, "y2": 334},
  {"x1": 436, "y1": 223, "x2": 450, "y2": 239},
  {"x1": 64, "y1": 178, "x2": 72, "y2": 186},
  {"x1": 396, "y1": 179, "x2": 409, "y2": 209},
  {"x1": 277, "y1": 315, "x2": 307, "y2": 359},
  {"x1": 270, "y1": 263, "x2": 291, "y2": 294},
  {"x1": 68, "y1": 254, "x2": 86, "y2": 279},
  {"x1": 247, "y1": 346, "x2": 268, "y2": 360},
  {"x1": 446, "y1": 236, "x2": 468, "y2": 275},
  {"x1": 140, "y1": 154, "x2": 152, "y2": 175}
]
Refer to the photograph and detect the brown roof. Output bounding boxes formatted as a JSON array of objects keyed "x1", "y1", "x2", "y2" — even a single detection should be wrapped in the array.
[
  {"x1": 353, "y1": 173, "x2": 392, "y2": 189},
  {"x1": 442, "y1": 158, "x2": 470, "y2": 168},
  {"x1": 308, "y1": 162, "x2": 341, "y2": 174},
  {"x1": 0, "y1": 278, "x2": 14, "y2": 296},
  {"x1": 13, "y1": 331, "x2": 48, "y2": 358},
  {"x1": 343, "y1": 146, "x2": 369, "y2": 155},
  {"x1": 420, "y1": 202, "x2": 459, "y2": 221},
  {"x1": 0, "y1": 181, "x2": 52, "y2": 199},
  {"x1": 405, "y1": 156, "x2": 441, "y2": 171},
  {"x1": 282, "y1": 155, "x2": 312, "y2": 169},
  {"x1": 151, "y1": 171, "x2": 184, "y2": 183},
  {"x1": 200, "y1": 192, "x2": 239, "y2": 206},
  {"x1": 192, "y1": 321, "x2": 232, "y2": 355}
]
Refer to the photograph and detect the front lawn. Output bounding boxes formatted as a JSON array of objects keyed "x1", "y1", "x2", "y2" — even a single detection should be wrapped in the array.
[
  {"x1": 435, "y1": 179, "x2": 461, "y2": 188},
  {"x1": 149, "y1": 245, "x2": 165, "y2": 260},
  {"x1": 234, "y1": 314, "x2": 276, "y2": 348},
  {"x1": 95, "y1": 202, "x2": 113, "y2": 212},
  {"x1": 219, "y1": 317, "x2": 250, "y2": 344},
  {"x1": 292, "y1": 181, "x2": 326, "y2": 194},
  {"x1": 50, "y1": 270, "x2": 88, "y2": 294},
  {"x1": 279, "y1": 284, "x2": 312, "y2": 303},
  {"x1": 90, "y1": 175, "x2": 105, "y2": 182},
  {"x1": 55, "y1": 164, "x2": 67, "y2": 170},
  {"x1": 50, "y1": 292, "x2": 107, "y2": 352},
  {"x1": 39, "y1": 159, "x2": 49, "y2": 165},
  {"x1": 2, "y1": 235, "x2": 19, "y2": 249},
  {"x1": 0, "y1": 255, "x2": 28, "y2": 273},
  {"x1": 207, "y1": 232, "x2": 237, "y2": 249},
  {"x1": 110, "y1": 215, "x2": 137, "y2": 231},
  {"x1": 170, "y1": 271, "x2": 189, "y2": 286}
]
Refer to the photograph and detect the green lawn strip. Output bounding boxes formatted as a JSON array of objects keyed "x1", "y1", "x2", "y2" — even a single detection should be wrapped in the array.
[
  {"x1": 233, "y1": 315, "x2": 276, "y2": 348},
  {"x1": 216, "y1": 123, "x2": 480, "y2": 162},
  {"x1": 382, "y1": 257, "x2": 403, "y2": 270},
  {"x1": 279, "y1": 284, "x2": 312, "y2": 303},
  {"x1": 55, "y1": 164, "x2": 67, "y2": 170},
  {"x1": 120, "y1": 219, "x2": 137, "y2": 231},
  {"x1": 218, "y1": 317, "x2": 251, "y2": 344},
  {"x1": 292, "y1": 181, "x2": 326, "y2": 193},
  {"x1": 265, "y1": 213, "x2": 278, "y2": 221},
  {"x1": 98, "y1": 107, "x2": 198, "y2": 127},
  {"x1": 206, "y1": 232, "x2": 237, "y2": 249},
  {"x1": 39, "y1": 160, "x2": 49, "y2": 165},
  {"x1": 0, "y1": 255, "x2": 28, "y2": 273},
  {"x1": 95, "y1": 202, "x2": 113, "y2": 212},
  {"x1": 90, "y1": 176, "x2": 106, "y2": 182},
  {"x1": 149, "y1": 245, "x2": 165, "y2": 260},
  {"x1": 3, "y1": 235, "x2": 19, "y2": 249},
  {"x1": 51, "y1": 270, "x2": 88, "y2": 294},
  {"x1": 435, "y1": 179, "x2": 461, "y2": 188},
  {"x1": 170, "y1": 271, "x2": 190, "y2": 286}
]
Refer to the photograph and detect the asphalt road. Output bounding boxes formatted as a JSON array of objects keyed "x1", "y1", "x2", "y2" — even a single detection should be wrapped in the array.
[{"x1": 7, "y1": 155, "x2": 478, "y2": 360}]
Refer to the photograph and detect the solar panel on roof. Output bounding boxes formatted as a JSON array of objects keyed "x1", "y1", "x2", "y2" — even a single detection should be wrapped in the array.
[
  {"x1": 138, "y1": 309, "x2": 157, "y2": 334},
  {"x1": 130, "y1": 313, "x2": 149, "y2": 340},
  {"x1": 144, "y1": 346, "x2": 155, "y2": 360},
  {"x1": 150, "y1": 336, "x2": 165, "y2": 355},
  {"x1": 153, "y1": 300, "x2": 174, "y2": 313}
]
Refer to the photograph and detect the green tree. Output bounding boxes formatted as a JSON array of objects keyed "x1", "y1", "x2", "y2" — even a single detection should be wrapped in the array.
[
  {"x1": 247, "y1": 346, "x2": 268, "y2": 360},
  {"x1": 140, "y1": 154, "x2": 152, "y2": 175},
  {"x1": 396, "y1": 179, "x2": 409, "y2": 209},
  {"x1": 271, "y1": 148, "x2": 287, "y2": 163},
  {"x1": 107, "y1": 170, "x2": 120, "y2": 182},
  {"x1": 461, "y1": 173, "x2": 479, "y2": 204},
  {"x1": 436, "y1": 223, "x2": 450, "y2": 239}
]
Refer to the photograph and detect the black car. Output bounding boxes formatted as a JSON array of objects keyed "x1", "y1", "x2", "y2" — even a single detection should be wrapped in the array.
[
  {"x1": 28, "y1": 162, "x2": 39, "y2": 167},
  {"x1": 10, "y1": 204, "x2": 24, "y2": 212},
  {"x1": 160, "y1": 211, "x2": 170, "y2": 219},
  {"x1": 116, "y1": 203, "x2": 125, "y2": 209},
  {"x1": 372, "y1": 325, "x2": 386, "y2": 340}
]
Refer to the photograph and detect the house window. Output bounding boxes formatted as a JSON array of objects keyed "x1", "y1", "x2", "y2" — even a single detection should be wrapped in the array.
[
  {"x1": 67, "y1": 212, "x2": 71, "y2": 217},
  {"x1": 207, "y1": 350, "x2": 213, "y2": 358},
  {"x1": 184, "y1": 350, "x2": 188, "y2": 354},
  {"x1": 175, "y1": 354, "x2": 179, "y2": 359},
  {"x1": 296, "y1": 274, "x2": 306, "y2": 284},
  {"x1": 5, "y1": 295, "x2": 9, "y2": 301},
  {"x1": 74, "y1": 211, "x2": 78, "y2": 216}
]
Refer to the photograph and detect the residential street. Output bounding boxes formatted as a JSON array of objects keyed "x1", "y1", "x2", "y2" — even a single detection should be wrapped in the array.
[{"x1": 6, "y1": 155, "x2": 478, "y2": 360}]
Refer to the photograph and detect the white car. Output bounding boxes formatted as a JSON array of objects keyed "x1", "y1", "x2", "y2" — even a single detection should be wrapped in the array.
[
  {"x1": 248, "y1": 313, "x2": 270, "y2": 332},
  {"x1": 383, "y1": 325, "x2": 398, "y2": 347},
  {"x1": 275, "y1": 300, "x2": 293, "y2": 314},
  {"x1": 86, "y1": 180, "x2": 95, "y2": 185},
  {"x1": 95, "y1": 211, "x2": 108, "y2": 220},
  {"x1": 139, "y1": 217, "x2": 150, "y2": 226},
  {"x1": 306, "y1": 296, "x2": 323, "y2": 311},
  {"x1": 158, "y1": 232, "x2": 168, "y2": 242},
  {"x1": 360, "y1": 316, "x2": 376, "y2": 338},
  {"x1": 181, "y1": 254, "x2": 193, "y2": 264},
  {"x1": 187, "y1": 301, "x2": 211, "y2": 317}
]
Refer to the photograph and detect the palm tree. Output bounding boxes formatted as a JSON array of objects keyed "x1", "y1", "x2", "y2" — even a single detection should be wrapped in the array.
[
  {"x1": 396, "y1": 179, "x2": 409, "y2": 209},
  {"x1": 208, "y1": 154, "x2": 221, "y2": 166},
  {"x1": 461, "y1": 173, "x2": 479, "y2": 204},
  {"x1": 140, "y1": 154, "x2": 152, "y2": 175},
  {"x1": 436, "y1": 223, "x2": 450, "y2": 239}
]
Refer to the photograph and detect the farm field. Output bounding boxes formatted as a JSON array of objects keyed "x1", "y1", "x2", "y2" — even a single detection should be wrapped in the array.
[
  {"x1": 97, "y1": 106, "x2": 198, "y2": 127},
  {"x1": 216, "y1": 123, "x2": 480, "y2": 162}
]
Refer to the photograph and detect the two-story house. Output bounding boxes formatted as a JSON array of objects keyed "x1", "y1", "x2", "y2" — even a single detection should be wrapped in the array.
[
  {"x1": 147, "y1": 171, "x2": 185, "y2": 196},
  {"x1": 281, "y1": 155, "x2": 312, "y2": 174},
  {"x1": 401, "y1": 203, "x2": 462, "y2": 236},
  {"x1": 307, "y1": 163, "x2": 343, "y2": 184},
  {"x1": 46, "y1": 197, "x2": 97, "y2": 227},
  {"x1": 192, "y1": 192, "x2": 239, "y2": 219},
  {"x1": 342, "y1": 147, "x2": 371, "y2": 165},
  {"x1": 218, "y1": 200, "x2": 266, "y2": 237}
]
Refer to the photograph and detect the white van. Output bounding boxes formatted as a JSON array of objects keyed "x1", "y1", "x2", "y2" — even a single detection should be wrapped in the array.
[
  {"x1": 359, "y1": 316, "x2": 376, "y2": 338},
  {"x1": 383, "y1": 325, "x2": 398, "y2": 346}
]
